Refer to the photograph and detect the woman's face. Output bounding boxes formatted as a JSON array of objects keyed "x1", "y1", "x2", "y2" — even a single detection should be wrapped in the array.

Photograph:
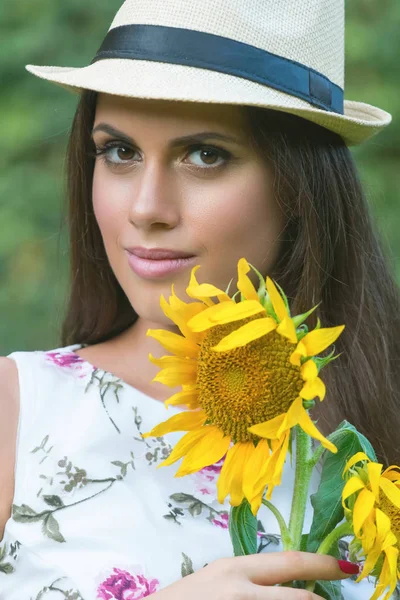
[{"x1": 92, "y1": 93, "x2": 285, "y2": 328}]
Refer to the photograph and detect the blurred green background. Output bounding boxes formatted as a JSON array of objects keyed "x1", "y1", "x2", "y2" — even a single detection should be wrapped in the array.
[{"x1": 1, "y1": 1, "x2": 399, "y2": 355}]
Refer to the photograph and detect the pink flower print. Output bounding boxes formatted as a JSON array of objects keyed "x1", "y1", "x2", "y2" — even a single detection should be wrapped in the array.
[
  {"x1": 96, "y1": 567, "x2": 160, "y2": 599},
  {"x1": 45, "y1": 350, "x2": 93, "y2": 378},
  {"x1": 192, "y1": 458, "x2": 225, "y2": 498},
  {"x1": 212, "y1": 511, "x2": 229, "y2": 529}
]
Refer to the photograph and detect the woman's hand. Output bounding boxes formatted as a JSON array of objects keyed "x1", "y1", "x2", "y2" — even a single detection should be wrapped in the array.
[{"x1": 150, "y1": 551, "x2": 359, "y2": 599}]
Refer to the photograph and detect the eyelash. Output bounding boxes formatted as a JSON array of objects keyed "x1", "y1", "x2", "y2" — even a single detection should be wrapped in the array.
[{"x1": 90, "y1": 140, "x2": 233, "y2": 170}]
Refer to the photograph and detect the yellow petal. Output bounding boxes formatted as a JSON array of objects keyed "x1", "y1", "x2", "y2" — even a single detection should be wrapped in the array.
[
  {"x1": 149, "y1": 353, "x2": 197, "y2": 370},
  {"x1": 213, "y1": 317, "x2": 277, "y2": 352},
  {"x1": 290, "y1": 340, "x2": 307, "y2": 366},
  {"x1": 157, "y1": 426, "x2": 212, "y2": 468},
  {"x1": 229, "y1": 442, "x2": 255, "y2": 506},
  {"x1": 242, "y1": 439, "x2": 271, "y2": 509},
  {"x1": 301, "y1": 359, "x2": 319, "y2": 381},
  {"x1": 266, "y1": 277, "x2": 290, "y2": 322},
  {"x1": 248, "y1": 413, "x2": 286, "y2": 439},
  {"x1": 186, "y1": 265, "x2": 215, "y2": 306},
  {"x1": 375, "y1": 508, "x2": 392, "y2": 544},
  {"x1": 152, "y1": 366, "x2": 197, "y2": 387},
  {"x1": 276, "y1": 396, "x2": 304, "y2": 437},
  {"x1": 298, "y1": 325, "x2": 345, "y2": 357},
  {"x1": 276, "y1": 316, "x2": 298, "y2": 344},
  {"x1": 372, "y1": 545, "x2": 399, "y2": 600},
  {"x1": 237, "y1": 258, "x2": 259, "y2": 302},
  {"x1": 164, "y1": 388, "x2": 200, "y2": 409},
  {"x1": 367, "y1": 462, "x2": 383, "y2": 499},
  {"x1": 380, "y1": 477, "x2": 400, "y2": 509},
  {"x1": 160, "y1": 295, "x2": 203, "y2": 345},
  {"x1": 188, "y1": 300, "x2": 265, "y2": 332},
  {"x1": 342, "y1": 476, "x2": 365, "y2": 505},
  {"x1": 343, "y1": 452, "x2": 370, "y2": 475},
  {"x1": 299, "y1": 377, "x2": 326, "y2": 401},
  {"x1": 141, "y1": 410, "x2": 207, "y2": 438},
  {"x1": 382, "y1": 466, "x2": 400, "y2": 482},
  {"x1": 175, "y1": 426, "x2": 231, "y2": 476},
  {"x1": 353, "y1": 488, "x2": 376, "y2": 536},
  {"x1": 146, "y1": 328, "x2": 200, "y2": 359},
  {"x1": 216, "y1": 443, "x2": 245, "y2": 504},
  {"x1": 297, "y1": 406, "x2": 337, "y2": 453},
  {"x1": 187, "y1": 282, "x2": 231, "y2": 302}
]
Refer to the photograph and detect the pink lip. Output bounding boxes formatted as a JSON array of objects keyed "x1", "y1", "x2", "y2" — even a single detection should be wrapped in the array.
[
  {"x1": 126, "y1": 251, "x2": 198, "y2": 279},
  {"x1": 126, "y1": 247, "x2": 195, "y2": 260}
]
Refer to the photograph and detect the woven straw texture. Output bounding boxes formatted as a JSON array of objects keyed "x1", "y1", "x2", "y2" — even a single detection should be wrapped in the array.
[{"x1": 25, "y1": 0, "x2": 392, "y2": 146}]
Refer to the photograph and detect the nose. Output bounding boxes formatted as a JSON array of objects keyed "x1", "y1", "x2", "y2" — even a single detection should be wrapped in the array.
[{"x1": 128, "y1": 161, "x2": 181, "y2": 230}]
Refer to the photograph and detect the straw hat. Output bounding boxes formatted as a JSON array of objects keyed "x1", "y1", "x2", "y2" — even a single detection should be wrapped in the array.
[{"x1": 25, "y1": 0, "x2": 391, "y2": 146}]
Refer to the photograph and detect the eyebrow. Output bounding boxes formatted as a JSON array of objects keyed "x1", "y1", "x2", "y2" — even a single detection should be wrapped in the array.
[{"x1": 91, "y1": 123, "x2": 244, "y2": 148}]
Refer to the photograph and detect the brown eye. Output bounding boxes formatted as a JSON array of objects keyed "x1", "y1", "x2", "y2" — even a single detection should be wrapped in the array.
[
  {"x1": 115, "y1": 147, "x2": 135, "y2": 161},
  {"x1": 187, "y1": 145, "x2": 231, "y2": 168}
]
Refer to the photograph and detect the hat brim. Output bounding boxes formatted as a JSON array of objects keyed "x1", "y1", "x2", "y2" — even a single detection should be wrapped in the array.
[{"x1": 25, "y1": 59, "x2": 391, "y2": 146}]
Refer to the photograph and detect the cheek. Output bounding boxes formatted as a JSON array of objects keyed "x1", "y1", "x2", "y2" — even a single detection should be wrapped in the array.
[
  {"x1": 190, "y1": 167, "x2": 283, "y2": 253},
  {"x1": 92, "y1": 168, "x2": 125, "y2": 242}
]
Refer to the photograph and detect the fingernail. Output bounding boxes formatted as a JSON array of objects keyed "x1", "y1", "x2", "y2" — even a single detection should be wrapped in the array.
[{"x1": 338, "y1": 560, "x2": 360, "y2": 575}]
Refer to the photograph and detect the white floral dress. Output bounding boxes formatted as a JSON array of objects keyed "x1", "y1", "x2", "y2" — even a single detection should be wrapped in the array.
[{"x1": 0, "y1": 345, "x2": 390, "y2": 600}]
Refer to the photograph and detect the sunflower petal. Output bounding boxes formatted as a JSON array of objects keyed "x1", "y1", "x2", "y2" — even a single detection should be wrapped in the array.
[
  {"x1": 367, "y1": 462, "x2": 383, "y2": 499},
  {"x1": 297, "y1": 406, "x2": 337, "y2": 453},
  {"x1": 164, "y1": 388, "x2": 200, "y2": 409},
  {"x1": 229, "y1": 442, "x2": 256, "y2": 505},
  {"x1": 188, "y1": 299, "x2": 265, "y2": 332},
  {"x1": 300, "y1": 377, "x2": 326, "y2": 401},
  {"x1": 152, "y1": 365, "x2": 197, "y2": 387},
  {"x1": 276, "y1": 396, "x2": 304, "y2": 437},
  {"x1": 160, "y1": 295, "x2": 203, "y2": 345},
  {"x1": 352, "y1": 487, "x2": 376, "y2": 535},
  {"x1": 141, "y1": 410, "x2": 207, "y2": 438},
  {"x1": 146, "y1": 328, "x2": 200, "y2": 359},
  {"x1": 213, "y1": 317, "x2": 277, "y2": 352},
  {"x1": 237, "y1": 258, "x2": 259, "y2": 302},
  {"x1": 299, "y1": 325, "x2": 345, "y2": 357},
  {"x1": 157, "y1": 426, "x2": 211, "y2": 468},
  {"x1": 186, "y1": 265, "x2": 215, "y2": 306},
  {"x1": 343, "y1": 452, "x2": 370, "y2": 475},
  {"x1": 175, "y1": 426, "x2": 231, "y2": 476},
  {"x1": 217, "y1": 443, "x2": 243, "y2": 504},
  {"x1": 248, "y1": 413, "x2": 286, "y2": 439},
  {"x1": 276, "y1": 316, "x2": 298, "y2": 344},
  {"x1": 242, "y1": 439, "x2": 271, "y2": 514},
  {"x1": 266, "y1": 277, "x2": 290, "y2": 322},
  {"x1": 342, "y1": 476, "x2": 365, "y2": 504},
  {"x1": 380, "y1": 477, "x2": 400, "y2": 509},
  {"x1": 301, "y1": 359, "x2": 319, "y2": 381},
  {"x1": 149, "y1": 353, "x2": 197, "y2": 369}
]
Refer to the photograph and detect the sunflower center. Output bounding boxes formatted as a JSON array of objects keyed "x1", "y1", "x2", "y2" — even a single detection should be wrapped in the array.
[
  {"x1": 379, "y1": 491, "x2": 400, "y2": 550},
  {"x1": 196, "y1": 316, "x2": 304, "y2": 443}
]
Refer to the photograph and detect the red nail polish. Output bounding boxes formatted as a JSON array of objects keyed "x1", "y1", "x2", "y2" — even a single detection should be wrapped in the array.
[{"x1": 338, "y1": 560, "x2": 360, "y2": 575}]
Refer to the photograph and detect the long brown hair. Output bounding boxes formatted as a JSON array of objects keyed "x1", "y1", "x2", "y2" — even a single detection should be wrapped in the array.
[{"x1": 61, "y1": 90, "x2": 400, "y2": 465}]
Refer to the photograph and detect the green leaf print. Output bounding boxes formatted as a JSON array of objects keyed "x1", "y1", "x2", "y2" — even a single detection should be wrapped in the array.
[
  {"x1": 12, "y1": 504, "x2": 43, "y2": 523},
  {"x1": 181, "y1": 553, "x2": 195, "y2": 577},
  {"x1": 42, "y1": 514, "x2": 66, "y2": 543},
  {"x1": 43, "y1": 495, "x2": 65, "y2": 508},
  {"x1": 0, "y1": 543, "x2": 15, "y2": 575}
]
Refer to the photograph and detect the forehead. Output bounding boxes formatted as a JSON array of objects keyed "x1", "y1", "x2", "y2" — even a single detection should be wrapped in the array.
[{"x1": 94, "y1": 93, "x2": 249, "y2": 135}]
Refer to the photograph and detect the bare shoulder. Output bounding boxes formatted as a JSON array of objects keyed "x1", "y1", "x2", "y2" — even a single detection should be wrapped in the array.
[{"x1": 0, "y1": 357, "x2": 20, "y2": 540}]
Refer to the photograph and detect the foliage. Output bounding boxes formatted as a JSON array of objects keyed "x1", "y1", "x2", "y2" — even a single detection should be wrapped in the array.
[{"x1": 0, "y1": 1, "x2": 399, "y2": 353}]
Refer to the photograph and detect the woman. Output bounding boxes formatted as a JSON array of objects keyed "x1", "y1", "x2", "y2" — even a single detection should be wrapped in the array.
[{"x1": 0, "y1": 0, "x2": 398, "y2": 598}]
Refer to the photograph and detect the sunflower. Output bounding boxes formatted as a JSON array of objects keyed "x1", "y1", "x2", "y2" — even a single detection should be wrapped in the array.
[
  {"x1": 342, "y1": 452, "x2": 400, "y2": 600},
  {"x1": 142, "y1": 258, "x2": 343, "y2": 515}
]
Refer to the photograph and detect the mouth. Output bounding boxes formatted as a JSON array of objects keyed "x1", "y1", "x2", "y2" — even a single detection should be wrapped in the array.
[{"x1": 126, "y1": 250, "x2": 198, "y2": 280}]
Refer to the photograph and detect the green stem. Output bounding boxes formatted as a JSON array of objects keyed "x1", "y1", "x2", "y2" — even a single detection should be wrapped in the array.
[
  {"x1": 305, "y1": 521, "x2": 354, "y2": 593},
  {"x1": 262, "y1": 499, "x2": 292, "y2": 550},
  {"x1": 316, "y1": 521, "x2": 353, "y2": 555},
  {"x1": 309, "y1": 443, "x2": 325, "y2": 469},
  {"x1": 287, "y1": 425, "x2": 314, "y2": 551}
]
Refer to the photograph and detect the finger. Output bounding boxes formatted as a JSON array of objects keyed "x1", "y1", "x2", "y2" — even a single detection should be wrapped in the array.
[
  {"x1": 251, "y1": 586, "x2": 324, "y2": 600},
  {"x1": 231, "y1": 551, "x2": 359, "y2": 585}
]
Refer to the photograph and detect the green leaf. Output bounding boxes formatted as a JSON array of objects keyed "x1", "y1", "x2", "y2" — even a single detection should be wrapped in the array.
[
  {"x1": 42, "y1": 495, "x2": 64, "y2": 508},
  {"x1": 229, "y1": 499, "x2": 257, "y2": 556},
  {"x1": 181, "y1": 552, "x2": 195, "y2": 577},
  {"x1": 12, "y1": 504, "x2": 43, "y2": 523},
  {"x1": 42, "y1": 514, "x2": 66, "y2": 543},
  {"x1": 0, "y1": 562, "x2": 15, "y2": 575},
  {"x1": 307, "y1": 421, "x2": 377, "y2": 553},
  {"x1": 314, "y1": 580, "x2": 343, "y2": 600}
]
